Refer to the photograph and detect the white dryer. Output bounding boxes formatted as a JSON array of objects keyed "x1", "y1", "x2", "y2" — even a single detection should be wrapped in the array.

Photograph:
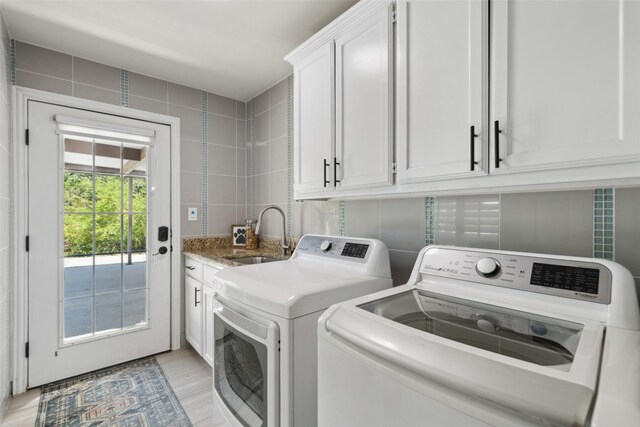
[
  {"x1": 318, "y1": 246, "x2": 640, "y2": 427},
  {"x1": 211, "y1": 234, "x2": 393, "y2": 427}
]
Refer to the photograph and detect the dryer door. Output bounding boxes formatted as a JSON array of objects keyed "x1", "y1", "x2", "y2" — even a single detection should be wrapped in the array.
[{"x1": 213, "y1": 295, "x2": 279, "y2": 427}]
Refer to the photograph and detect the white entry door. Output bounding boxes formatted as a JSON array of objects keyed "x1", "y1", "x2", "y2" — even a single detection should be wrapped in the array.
[{"x1": 28, "y1": 101, "x2": 172, "y2": 387}]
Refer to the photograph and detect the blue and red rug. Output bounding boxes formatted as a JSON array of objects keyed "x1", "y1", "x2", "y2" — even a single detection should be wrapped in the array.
[{"x1": 36, "y1": 357, "x2": 192, "y2": 426}]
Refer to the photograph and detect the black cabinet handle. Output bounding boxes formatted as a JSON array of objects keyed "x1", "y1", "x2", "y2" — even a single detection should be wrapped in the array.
[
  {"x1": 494, "y1": 120, "x2": 503, "y2": 169},
  {"x1": 323, "y1": 159, "x2": 330, "y2": 187},
  {"x1": 195, "y1": 288, "x2": 200, "y2": 307},
  {"x1": 333, "y1": 157, "x2": 340, "y2": 186},
  {"x1": 470, "y1": 125, "x2": 479, "y2": 171},
  {"x1": 185, "y1": 265, "x2": 195, "y2": 270}
]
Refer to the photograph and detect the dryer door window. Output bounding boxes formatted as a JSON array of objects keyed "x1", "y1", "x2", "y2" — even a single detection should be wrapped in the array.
[{"x1": 214, "y1": 315, "x2": 268, "y2": 427}]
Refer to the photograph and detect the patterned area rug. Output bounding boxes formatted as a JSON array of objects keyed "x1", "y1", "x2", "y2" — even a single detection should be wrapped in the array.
[{"x1": 36, "y1": 357, "x2": 192, "y2": 427}]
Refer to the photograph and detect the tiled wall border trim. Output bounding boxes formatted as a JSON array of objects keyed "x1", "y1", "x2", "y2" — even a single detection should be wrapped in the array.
[
  {"x1": 338, "y1": 201, "x2": 345, "y2": 236},
  {"x1": 425, "y1": 196, "x2": 435, "y2": 245},
  {"x1": 10, "y1": 39, "x2": 15, "y2": 85},
  {"x1": 593, "y1": 187, "x2": 615, "y2": 260},
  {"x1": 119, "y1": 69, "x2": 129, "y2": 107},
  {"x1": 249, "y1": 100, "x2": 256, "y2": 219},
  {"x1": 201, "y1": 91, "x2": 209, "y2": 235},
  {"x1": 286, "y1": 76, "x2": 293, "y2": 236}
]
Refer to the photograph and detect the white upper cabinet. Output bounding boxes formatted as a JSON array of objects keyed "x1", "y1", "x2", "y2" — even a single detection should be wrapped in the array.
[
  {"x1": 490, "y1": 0, "x2": 640, "y2": 174},
  {"x1": 292, "y1": 43, "x2": 335, "y2": 195},
  {"x1": 397, "y1": 0, "x2": 488, "y2": 183},
  {"x1": 288, "y1": 0, "x2": 640, "y2": 199},
  {"x1": 335, "y1": 4, "x2": 393, "y2": 190},
  {"x1": 287, "y1": 1, "x2": 394, "y2": 199}
]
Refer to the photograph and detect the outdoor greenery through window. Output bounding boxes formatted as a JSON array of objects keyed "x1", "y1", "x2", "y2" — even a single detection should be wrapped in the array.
[
  {"x1": 63, "y1": 136, "x2": 149, "y2": 340},
  {"x1": 64, "y1": 174, "x2": 147, "y2": 256}
]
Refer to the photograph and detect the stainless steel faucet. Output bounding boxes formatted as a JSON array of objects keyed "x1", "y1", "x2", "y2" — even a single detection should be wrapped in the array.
[{"x1": 255, "y1": 205, "x2": 291, "y2": 256}]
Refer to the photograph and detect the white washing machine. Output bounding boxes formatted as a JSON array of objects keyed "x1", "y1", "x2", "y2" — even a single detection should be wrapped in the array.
[
  {"x1": 210, "y1": 234, "x2": 393, "y2": 427},
  {"x1": 318, "y1": 246, "x2": 640, "y2": 427}
]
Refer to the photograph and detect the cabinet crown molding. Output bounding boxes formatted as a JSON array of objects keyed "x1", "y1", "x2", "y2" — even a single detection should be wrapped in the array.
[{"x1": 285, "y1": 0, "x2": 392, "y2": 65}]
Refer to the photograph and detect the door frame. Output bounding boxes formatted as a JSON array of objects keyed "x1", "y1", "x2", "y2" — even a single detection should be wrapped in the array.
[{"x1": 12, "y1": 86, "x2": 182, "y2": 394}]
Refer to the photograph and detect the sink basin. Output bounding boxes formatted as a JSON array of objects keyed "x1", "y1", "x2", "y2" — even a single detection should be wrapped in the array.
[{"x1": 232, "y1": 256, "x2": 282, "y2": 265}]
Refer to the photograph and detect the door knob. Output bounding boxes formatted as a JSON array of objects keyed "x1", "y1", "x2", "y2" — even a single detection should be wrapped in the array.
[{"x1": 153, "y1": 246, "x2": 168, "y2": 256}]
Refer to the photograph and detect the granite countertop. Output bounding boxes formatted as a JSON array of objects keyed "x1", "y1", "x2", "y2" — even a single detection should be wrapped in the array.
[{"x1": 182, "y1": 236, "x2": 290, "y2": 267}]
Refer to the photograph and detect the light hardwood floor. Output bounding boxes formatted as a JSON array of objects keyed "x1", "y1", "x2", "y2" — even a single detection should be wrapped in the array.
[{"x1": 2, "y1": 345, "x2": 214, "y2": 427}]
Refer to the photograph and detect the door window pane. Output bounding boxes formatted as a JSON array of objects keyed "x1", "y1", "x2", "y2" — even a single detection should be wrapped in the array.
[
  {"x1": 95, "y1": 140, "x2": 123, "y2": 173},
  {"x1": 62, "y1": 136, "x2": 150, "y2": 342},
  {"x1": 64, "y1": 257, "x2": 93, "y2": 298},
  {"x1": 124, "y1": 252, "x2": 146, "y2": 291},
  {"x1": 64, "y1": 214, "x2": 93, "y2": 258},
  {"x1": 64, "y1": 297, "x2": 93, "y2": 339},
  {"x1": 64, "y1": 172, "x2": 94, "y2": 213},
  {"x1": 123, "y1": 289, "x2": 147, "y2": 328},
  {"x1": 95, "y1": 292, "x2": 122, "y2": 333},
  {"x1": 64, "y1": 138, "x2": 93, "y2": 172},
  {"x1": 123, "y1": 177, "x2": 147, "y2": 214},
  {"x1": 95, "y1": 174, "x2": 123, "y2": 213}
]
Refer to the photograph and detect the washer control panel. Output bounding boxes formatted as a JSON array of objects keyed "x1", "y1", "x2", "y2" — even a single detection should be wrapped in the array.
[
  {"x1": 419, "y1": 247, "x2": 612, "y2": 304},
  {"x1": 295, "y1": 235, "x2": 371, "y2": 263}
]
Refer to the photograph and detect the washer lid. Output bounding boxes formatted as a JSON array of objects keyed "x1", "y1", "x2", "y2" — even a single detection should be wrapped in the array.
[
  {"x1": 213, "y1": 258, "x2": 393, "y2": 319},
  {"x1": 359, "y1": 289, "x2": 583, "y2": 370},
  {"x1": 320, "y1": 284, "x2": 605, "y2": 427}
]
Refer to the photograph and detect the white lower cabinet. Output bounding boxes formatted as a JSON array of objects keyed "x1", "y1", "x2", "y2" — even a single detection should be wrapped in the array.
[
  {"x1": 185, "y1": 257, "x2": 224, "y2": 366},
  {"x1": 202, "y1": 282, "x2": 216, "y2": 366},
  {"x1": 185, "y1": 275, "x2": 203, "y2": 355}
]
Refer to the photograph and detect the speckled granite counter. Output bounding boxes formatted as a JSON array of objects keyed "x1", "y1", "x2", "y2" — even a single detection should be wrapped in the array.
[{"x1": 183, "y1": 236, "x2": 290, "y2": 267}]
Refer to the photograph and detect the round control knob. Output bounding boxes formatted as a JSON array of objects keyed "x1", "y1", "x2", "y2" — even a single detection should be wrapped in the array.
[
  {"x1": 320, "y1": 240, "x2": 332, "y2": 252},
  {"x1": 475, "y1": 257, "x2": 501, "y2": 277}
]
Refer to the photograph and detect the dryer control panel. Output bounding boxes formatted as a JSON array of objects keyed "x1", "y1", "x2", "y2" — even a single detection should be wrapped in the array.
[
  {"x1": 295, "y1": 235, "x2": 371, "y2": 263},
  {"x1": 418, "y1": 247, "x2": 612, "y2": 304}
]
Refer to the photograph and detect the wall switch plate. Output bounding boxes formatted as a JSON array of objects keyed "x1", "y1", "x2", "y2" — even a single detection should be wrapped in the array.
[{"x1": 188, "y1": 207, "x2": 198, "y2": 221}]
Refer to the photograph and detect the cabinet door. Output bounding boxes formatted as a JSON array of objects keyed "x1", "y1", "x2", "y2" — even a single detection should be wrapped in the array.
[
  {"x1": 202, "y1": 283, "x2": 217, "y2": 367},
  {"x1": 185, "y1": 276, "x2": 202, "y2": 355},
  {"x1": 293, "y1": 43, "x2": 334, "y2": 195},
  {"x1": 491, "y1": 0, "x2": 640, "y2": 174},
  {"x1": 397, "y1": 0, "x2": 488, "y2": 183},
  {"x1": 335, "y1": 3, "x2": 394, "y2": 190}
]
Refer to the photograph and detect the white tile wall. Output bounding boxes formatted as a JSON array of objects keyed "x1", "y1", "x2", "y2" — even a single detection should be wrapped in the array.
[{"x1": 0, "y1": 15, "x2": 12, "y2": 422}]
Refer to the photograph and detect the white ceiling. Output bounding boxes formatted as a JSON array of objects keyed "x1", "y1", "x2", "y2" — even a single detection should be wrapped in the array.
[{"x1": 2, "y1": 0, "x2": 356, "y2": 101}]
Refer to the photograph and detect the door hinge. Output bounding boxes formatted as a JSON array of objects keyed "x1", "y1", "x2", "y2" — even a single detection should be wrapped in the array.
[
  {"x1": 391, "y1": 9, "x2": 397, "y2": 24},
  {"x1": 25, "y1": 342, "x2": 29, "y2": 358},
  {"x1": 25, "y1": 129, "x2": 29, "y2": 146},
  {"x1": 9, "y1": 380, "x2": 13, "y2": 397},
  {"x1": 25, "y1": 236, "x2": 29, "y2": 252},
  {"x1": 392, "y1": 162, "x2": 397, "y2": 174}
]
